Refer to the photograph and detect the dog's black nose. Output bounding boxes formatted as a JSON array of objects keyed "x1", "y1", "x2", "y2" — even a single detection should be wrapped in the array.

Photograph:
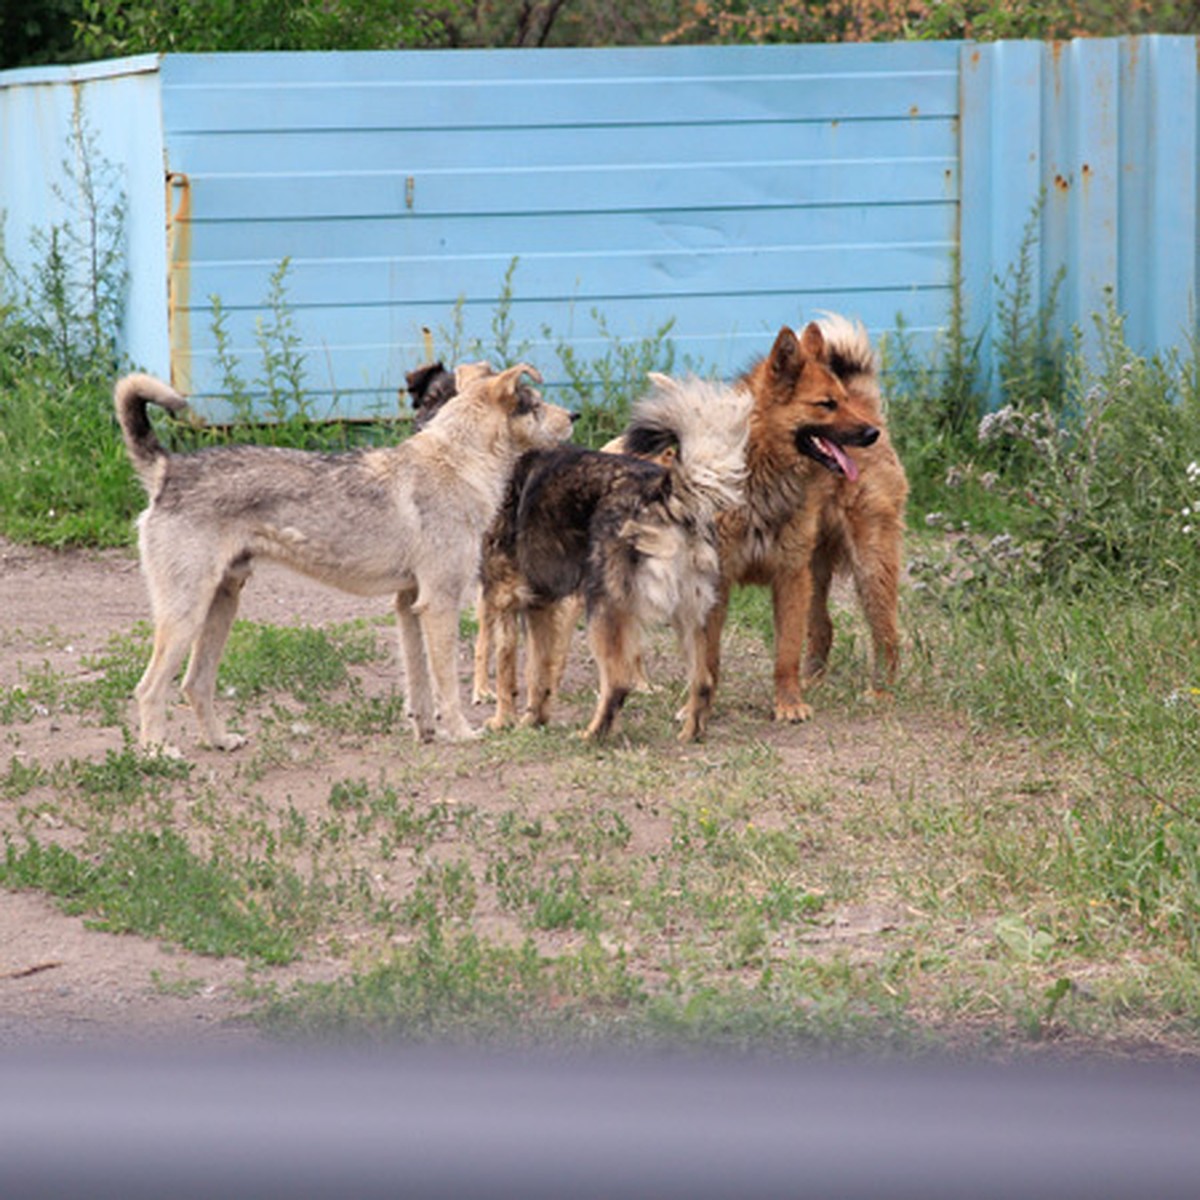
[
  {"x1": 570, "y1": 412, "x2": 582, "y2": 423},
  {"x1": 861, "y1": 425, "x2": 880, "y2": 446}
]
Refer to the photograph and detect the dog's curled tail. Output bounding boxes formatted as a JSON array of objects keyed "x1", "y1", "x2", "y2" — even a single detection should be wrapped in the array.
[
  {"x1": 815, "y1": 312, "x2": 881, "y2": 405},
  {"x1": 114, "y1": 373, "x2": 189, "y2": 481},
  {"x1": 626, "y1": 375, "x2": 752, "y2": 515}
]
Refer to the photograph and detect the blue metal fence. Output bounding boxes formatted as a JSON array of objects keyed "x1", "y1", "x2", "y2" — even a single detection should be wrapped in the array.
[
  {"x1": 1, "y1": 39, "x2": 1196, "y2": 419},
  {"x1": 960, "y1": 36, "x2": 1199, "y2": 388}
]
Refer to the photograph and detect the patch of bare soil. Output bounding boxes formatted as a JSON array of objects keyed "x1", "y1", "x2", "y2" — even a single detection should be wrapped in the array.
[
  {"x1": 0, "y1": 539, "x2": 391, "y2": 1046},
  {"x1": 0, "y1": 537, "x2": 1182, "y2": 1058}
]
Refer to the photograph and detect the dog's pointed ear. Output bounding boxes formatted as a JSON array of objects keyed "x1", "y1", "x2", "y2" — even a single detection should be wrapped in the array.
[
  {"x1": 494, "y1": 363, "x2": 543, "y2": 408},
  {"x1": 454, "y1": 361, "x2": 493, "y2": 390},
  {"x1": 405, "y1": 361, "x2": 443, "y2": 398},
  {"x1": 766, "y1": 326, "x2": 802, "y2": 389},
  {"x1": 798, "y1": 321, "x2": 827, "y2": 361},
  {"x1": 647, "y1": 372, "x2": 677, "y2": 393}
]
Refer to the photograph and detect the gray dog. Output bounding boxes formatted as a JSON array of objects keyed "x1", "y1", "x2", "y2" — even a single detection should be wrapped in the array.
[{"x1": 115, "y1": 363, "x2": 575, "y2": 756}]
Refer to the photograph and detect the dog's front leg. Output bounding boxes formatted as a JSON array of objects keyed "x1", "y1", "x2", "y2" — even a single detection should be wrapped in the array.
[
  {"x1": 471, "y1": 589, "x2": 495, "y2": 704},
  {"x1": 772, "y1": 567, "x2": 814, "y2": 722},
  {"x1": 804, "y1": 545, "x2": 836, "y2": 687},
  {"x1": 395, "y1": 588, "x2": 437, "y2": 741},
  {"x1": 418, "y1": 603, "x2": 479, "y2": 741}
]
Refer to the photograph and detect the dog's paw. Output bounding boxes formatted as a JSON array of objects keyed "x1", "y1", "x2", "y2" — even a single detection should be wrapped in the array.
[
  {"x1": 802, "y1": 661, "x2": 829, "y2": 688},
  {"x1": 409, "y1": 717, "x2": 437, "y2": 743},
  {"x1": 439, "y1": 718, "x2": 481, "y2": 742},
  {"x1": 471, "y1": 686, "x2": 496, "y2": 705},
  {"x1": 773, "y1": 699, "x2": 813, "y2": 723},
  {"x1": 484, "y1": 712, "x2": 512, "y2": 732},
  {"x1": 210, "y1": 731, "x2": 247, "y2": 752},
  {"x1": 142, "y1": 739, "x2": 186, "y2": 762}
]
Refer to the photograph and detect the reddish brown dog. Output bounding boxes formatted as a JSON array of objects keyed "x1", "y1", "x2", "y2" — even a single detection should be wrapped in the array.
[{"x1": 707, "y1": 317, "x2": 908, "y2": 722}]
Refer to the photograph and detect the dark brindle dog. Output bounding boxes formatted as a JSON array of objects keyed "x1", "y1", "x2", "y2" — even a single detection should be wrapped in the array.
[{"x1": 482, "y1": 375, "x2": 750, "y2": 741}]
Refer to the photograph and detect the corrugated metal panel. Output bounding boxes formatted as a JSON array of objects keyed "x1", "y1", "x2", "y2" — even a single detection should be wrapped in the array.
[
  {"x1": 157, "y1": 44, "x2": 960, "y2": 417},
  {"x1": 960, "y1": 36, "x2": 1199, "y2": 394},
  {"x1": 4, "y1": 39, "x2": 1196, "y2": 421},
  {"x1": 0, "y1": 55, "x2": 171, "y2": 381}
]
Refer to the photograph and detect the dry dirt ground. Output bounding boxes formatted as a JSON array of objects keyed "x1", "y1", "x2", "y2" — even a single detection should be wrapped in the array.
[
  {"x1": 0, "y1": 537, "x2": 416, "y2": 1046},
  {"x1": 0, "y1": 536, "x2": 1175, "y2": 1057}
]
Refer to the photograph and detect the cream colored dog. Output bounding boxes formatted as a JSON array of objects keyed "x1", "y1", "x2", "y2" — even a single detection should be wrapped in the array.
[{"x1": 115, "y1": 363, "x2": 574, "y2": 755}]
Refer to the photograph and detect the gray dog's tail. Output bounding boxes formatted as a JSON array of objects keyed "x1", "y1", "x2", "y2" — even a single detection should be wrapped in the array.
[
  {"x1": 624, "y1": 375, "x2": 752, "y2": 518},
  {"x1": 114, "y1": 373, "x2": 189, "y2": 482}
]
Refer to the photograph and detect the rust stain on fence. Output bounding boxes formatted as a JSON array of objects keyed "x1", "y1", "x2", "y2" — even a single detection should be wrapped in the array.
[{"x1": 166, "y1": 171, "x2": 192, "y2": 393}]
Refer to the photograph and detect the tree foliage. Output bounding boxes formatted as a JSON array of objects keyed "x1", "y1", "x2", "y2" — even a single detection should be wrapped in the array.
[
  {"x1": 662, "y1": 0, "x2": 1200, "y2": 44},
  {"x1": 4, "y1": 0, "x2": 1198, "y2": 70}
]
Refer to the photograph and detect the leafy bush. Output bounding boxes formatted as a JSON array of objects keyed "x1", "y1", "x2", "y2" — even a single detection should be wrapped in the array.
[{"x1": 908, "y1": 301, "x2": 1200, "y2": 600}]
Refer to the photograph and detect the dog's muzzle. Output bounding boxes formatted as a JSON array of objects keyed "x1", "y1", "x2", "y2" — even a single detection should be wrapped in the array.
[{"x1": 795, "y1": 425, "x2": 879, "y2": 481}]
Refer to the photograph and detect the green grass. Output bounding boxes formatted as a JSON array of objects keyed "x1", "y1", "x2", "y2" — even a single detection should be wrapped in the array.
[{"x1": 0, "y1": 829, "x2": 299, "y2": 963}]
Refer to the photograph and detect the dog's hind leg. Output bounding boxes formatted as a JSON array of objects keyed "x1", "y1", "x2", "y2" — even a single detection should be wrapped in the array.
[
  {"x1": 520, "y1": 603, "x2": 563, "y2": 727},
  {"x1": 545, "y1": 596, "x2": 578, "y2": 699},
  {"x1": 135, "y1": 606, "x2": 210, "y2": 756},
  {"x1": 485, "y1": 603, "x2": 521, "y2": 731},
  {"x1": 395, "y1": 588, "x2": 437, "y2": 741},
  {"x1": 136, "y1": 625, "x2": 194, "y2": 755},
  {"x1": 180, "y1": 561, "x2": 250, "y2": 751},
  {"x1": 701, "y1": 580, "x2": 731, "y2": 706},
  {"x1": 850, "y1": 523, "x2": 904, "y2": 698},
  {"x1": 582, "y1": 608, "x2": 637, "y2": 740},
  {"x1": 417, "y1": 602, "x2": 478, "y2": 741},
  {"x1": 675, "y1": 621, "x2": 714, "y2": 743}
]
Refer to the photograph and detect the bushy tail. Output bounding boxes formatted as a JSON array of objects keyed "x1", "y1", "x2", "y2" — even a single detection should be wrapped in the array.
[
  {"x1": 114, "y1": 372, "x2": 189, "y2": 483},
  {"x1": 815, "y1": 312, "x2": 882, "y2": 415},
  {"x1": 623, "y1": 374, "x2": 751, "y2": 517}
]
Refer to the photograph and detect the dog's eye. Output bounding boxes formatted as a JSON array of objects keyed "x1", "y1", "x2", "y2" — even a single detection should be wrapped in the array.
[{"x1": 817, "y1": 398, "x2": 838, "y2": 411}]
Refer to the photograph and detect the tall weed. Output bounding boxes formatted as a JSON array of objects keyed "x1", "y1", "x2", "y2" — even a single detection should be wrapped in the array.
[
  {"x1": 436, "y1": 257, "x2": 678, "y2": 447},
  {"x1": 0, "y1": 96, "x2": 139, "y2": 545},
  {"x1": 1, "y1": 93, "x2": 127, "y2": 384}
]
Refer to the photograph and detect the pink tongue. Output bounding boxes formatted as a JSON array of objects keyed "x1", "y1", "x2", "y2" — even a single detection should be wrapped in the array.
[{"x1": 815, "y1": 437, "x2": 858, "y2": 482}]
